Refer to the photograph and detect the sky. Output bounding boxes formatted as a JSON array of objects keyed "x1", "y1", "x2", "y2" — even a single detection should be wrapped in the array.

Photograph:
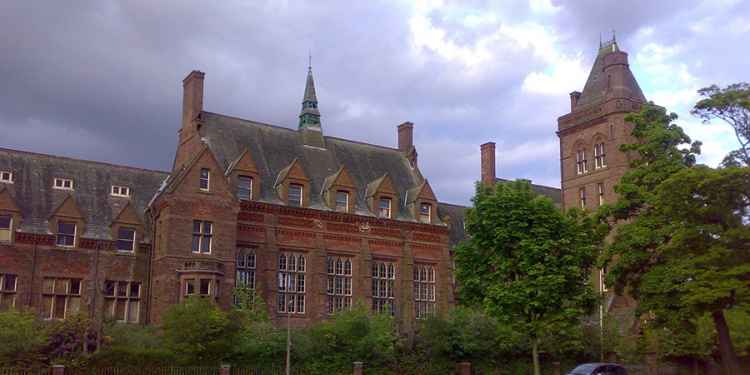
[{"x1": 1, "y1": 0, "x2": 748, "y2": 205}]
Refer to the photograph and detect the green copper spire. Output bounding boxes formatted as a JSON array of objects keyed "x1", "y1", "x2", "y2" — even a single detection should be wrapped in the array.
[{"x1": 299, "y1": 62, "x2": 321, "y2": 130}]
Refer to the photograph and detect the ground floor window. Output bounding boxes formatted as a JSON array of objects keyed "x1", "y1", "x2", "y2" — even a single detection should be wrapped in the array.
[
  {"x1": 278, "y1": 252, "x2": 305, "y2": 314},
  {"x1": 414, "y1": 264, "x2": 436, "y2": 319},
  {"x1": 103, "y1": 280, "x2": 140, "y2": 323},
  {"x1": 41, "y1": 277, "x2": 81, "y2": 320},
  {"x1": 0, "y1": 273, "x2": 17, "y2": 310},
  {"x1": 326, "y1": 256, "x2": 353, "y2": 314},
  {"x1": 372, "y1": 260, "x2": 395, "y2": 315}
]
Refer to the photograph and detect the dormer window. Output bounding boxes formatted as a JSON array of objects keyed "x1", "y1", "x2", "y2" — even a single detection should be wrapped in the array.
[
  {"x1": 53, "y1": 178, "x2": 74, "y2": 190},
  {"x1": 419, "y1": 203, "x2": 431, "y2": 224},
  {"x1": 111, "y1": 185, "x2": 131, "y2": 197},
  {"x1": 335, "y1": 190, "x2": 349, "y2": 213},
  {"x1": 56, "y1": 221, "x2": 76, "y2": 248},
  {"x1": 575, "y1": 150, "x2": 587, "y2": 175},
  {"x1": 594, "y1": 143, "x2": 607, "y2": 169},
  {"x1": 379, "y1": 198, "x2": 392, "y2": 219},
  {"x1": 116, "y1": 227, "x2": 136, "y2": 252},
  {"x1": 199, "y1": 169, "x2": 210, "y2": 191},
  {"x1": 288, "y1": 184, "x2": 303, "y2": 207},
  {"x1": 237, "y1": 175, "x2": 253, "y2": 201},
  {"x1": 0, "y1": 215, "x2": 11, "y2": 243},
  {"x1": 0, "y1": 171, "x2": 13, "y2": 184}
]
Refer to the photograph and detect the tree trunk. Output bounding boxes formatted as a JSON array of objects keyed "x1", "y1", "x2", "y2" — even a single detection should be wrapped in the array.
[
  {"x1": 532, "y1": 338, "x2": 541, "y2": 375},
  {"x1": 711, "y1": 310, "x2": 741, "y2": 375}
]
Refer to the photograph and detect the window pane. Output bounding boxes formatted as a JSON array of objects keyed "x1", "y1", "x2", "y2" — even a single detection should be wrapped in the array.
[
  {"x1": 117, "y1": 281, "x2": 128, "y2": 297},
  {"x1": 298, "y1": 255, "x2": 305, "y2": 272},
  {"x1": 70, "y1": 279, "x2": 81, "y2": 295},
  {"x1": 0, "y1": 215, "x2": 10, "y2": 229},
  {"x1": 238, "y1": 176, "x2": 252, "y2": 200},
  {"x1": 335, "y1": 191, "x2": 348, "y2": 212},
  {"x1": 127, "y1": 301, "x2": 140, "y2": 323},
  {"x1": 104, "y1": 280, "x2": 115, "y2": 296},
  {"x1": 54, "y1": 279, "x2": 68, "y2": 294},
  {"x1": 288, "y1": 184, "x2": 303, "y2": 207},
  {"x1": 200, "y1": 279, "x2": 211, "y2": 295},
  {"x1": 3, "y1": 274, "x2": 16, "y2": 291},
  {"x1": 53, "y1": 296, "x2": 66, "y2": 319},
  {"x1": 130, "y1": 283, "x2": 140, "y2": 298}
]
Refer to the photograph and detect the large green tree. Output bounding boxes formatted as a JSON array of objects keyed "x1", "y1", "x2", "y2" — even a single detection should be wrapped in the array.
[
  {"x1": 601, "y1": 103, "x2": 750, "y2": 374},
  {"x1": 691, "y1": 82, "x2": 750, "y2": 167},
  {"x1": 454, "y1": 180, "x2": 601, "y2": 375}
]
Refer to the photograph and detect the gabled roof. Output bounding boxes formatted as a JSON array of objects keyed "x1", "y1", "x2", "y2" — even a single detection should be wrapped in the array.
[
  {"x1": 198, "y1": 111, "x2": 425, "y2": 221},
  {"x1": 0, "y1": 147, "x2": 168, "y2": 240}
]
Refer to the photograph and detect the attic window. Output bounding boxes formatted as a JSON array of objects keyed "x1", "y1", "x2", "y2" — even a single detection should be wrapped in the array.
[
  {"x1": 56, "y1": 221, "x2": 76, "y2": 248},
  {"x1": 378, "y1": 198, "x2": 392, "y2": 219},
  {"x1": 199, "y1": 169, "x2": 210, "y2": 191},
  {"x1": 116, "y1": 227, "x2": 136, "y2": 252},
  {"x1": 335, "y1": 190, "x2": 349, "y2": 213},
  {"x1": 0, "y1": 171, "x2": 13, "y2": 183},
  {"x1": 53, "y1": 178, "x2": 74, "y2": 190},
  {"x1": 0, "y1": 215, "x2": 11, "y2": 243},
  {"x1": 111, "y1": 185, "x2": 131, "y2": 197},
  {"x1": 237, "y1": 175, "x2": 253, "y2": 201},
  {"x1": 419, "y1": 203, "x2": 431, "y2": 224},
  {"x1": 288, "y1": 184, "x2": 303, "y2": 207}
]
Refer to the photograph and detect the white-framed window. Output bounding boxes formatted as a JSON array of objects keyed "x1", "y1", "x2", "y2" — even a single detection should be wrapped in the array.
[
  {"x1": 599, "y1": 267, "x2": 609, "y2": 292},
  {"x1": 288, "y1": 184, "x2": 303, "y2": 207},
  {"x1": 0, "y1": 273, "x2": 18, "y2": 310},
  {"x1": 575, "y1": 149, "x2": 588, "y2": 175},
  {"x1": 594, "y1": 143, "x2": 607, "y2": 169},
  {"x1": 237, "y1": 175, "x2": 253, "y2": 201},
  {"x1": 53, "y1": 178, "x2": 74, "y2": 190},
  {"x1": 192, "y1": 220, "x2": 212, "y2": 254},
  {"x1": 116, "y1": 227, "x2": 136, "y2": 252},
  {"x1": 378, "y1": 198, "x2": 392, "y2": 219},
  {"x1": 184, "y1": 278, "x2": 216, "y2": 297},
  {"x1": 335, "y1": 190, "x2": 349, "y2": 213},
  {"x1": 372, "y1": 260, "x2": 395, "y2": 315},
  {"x1": 597, "y1": 183, "x2": 605, "y2": 206},
  {"x1": 579, "y1": 188, "x2": 587, "y2": 209},
  {"x1": 111, "y1": 185, "x2": 131, "y2": 197},
  {"x1": 199, "y1": 168, "x2": 210, "y2": 191},
  {"x1": 419, "y1": 203, "x2": 431, "y2": 224},
  {"x1": 41, "y1": 278, "x2": 81, "y2": 320},
  {"x1": 414, "y1": 264, "x2": 436, "y2": 319},
  {"x1": 103, "y1": 280, "x2": 140, "y2": 323},
  {"x1": 278, "y1": 252, "x2": 305, "y2": 314},
  {"x1": 0, "y1": 215, "x2": 12, "y2": 243},
  {"x1": 326, "y1": 256, "x2": 352, "y2": 314},
  {"x1": 0, "y1": 171, "x2": 13, "y2": 184},
  {"x1": 56, "y1": 221, "x2": 76, "y2": 248},
  {"x1": 236, "y1": 249, "x2": 256, "y2": 290}
]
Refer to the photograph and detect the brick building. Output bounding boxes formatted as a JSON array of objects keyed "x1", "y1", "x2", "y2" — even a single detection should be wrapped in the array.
[{"x1": 0, "y1": 65, "x2": 457, "y2": 327}]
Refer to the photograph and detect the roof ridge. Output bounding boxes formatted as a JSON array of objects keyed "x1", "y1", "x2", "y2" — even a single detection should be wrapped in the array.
[
  {"x1": 324, "y1": 135, "x2": 400, "y2": 152},
  {"x1": 496, "y1": 177, "x2": 560, "y2": 190},
  {"x1": 0, "y1": 146, "x2": 170, "y2": 175},
  {"x1": 437, "y1": 201, "x2": 469, "y2": 209}
]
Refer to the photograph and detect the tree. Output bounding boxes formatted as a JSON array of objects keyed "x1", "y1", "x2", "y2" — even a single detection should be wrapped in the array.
[
  {"x1": 0, "y1": 309, "x2": 48, "y2": 367},
  {"x1": 601, "y1": 103, "x2": 750, "y2": 374},
  {"x1": 454, "y1": 180, "x2": 601, "y2": 375},
  {"x1": 691, "y1": 82, "x2": 750, "y2": 166},
  {"x1": 162, "y1": 297, "x2": 240, "y2": 365}
]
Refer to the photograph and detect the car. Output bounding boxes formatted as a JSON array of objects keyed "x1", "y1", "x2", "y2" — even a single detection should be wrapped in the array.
[{"x1": 566, "y1": 363, "x2": 628, "y2": 375}]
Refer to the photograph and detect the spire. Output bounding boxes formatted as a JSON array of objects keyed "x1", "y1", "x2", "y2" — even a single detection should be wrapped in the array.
[
  {"x1": 575, "y1": 36, "x2": 645, "y2": 109},
  {"x1": 299, "y1": 62, "x2": 321, "y2": 130}
]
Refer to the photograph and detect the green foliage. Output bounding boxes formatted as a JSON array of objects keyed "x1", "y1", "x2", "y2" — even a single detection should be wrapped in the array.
[
  {"x1": 44, "y1": 313, "x2": 97, "y2": 367},
  {"x1": 0, "y1": 309, "x2": 48, "y2": 367},
  {"x1": 455, "y1": 179, "x2": 602, "y2": 374},
  {"x1": 691, "y1": 82, "x2": 750, "y2": 166},
  {"x1": 162, "y1": 297, "x2": 240, "y2": 366},
  {"x1": 90, "y1": 324, "x2": 174, "y2": 367}
]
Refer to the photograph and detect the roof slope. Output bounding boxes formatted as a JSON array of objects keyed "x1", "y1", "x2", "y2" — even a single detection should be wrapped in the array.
[
  {"x1": 199, "y1": 112, "x2": 426, "y2": 221},
  {"x1": 576, "y1": 41, "x2": 646, "y2": 108},
  {"x1": 0, "y1": 148, "x2": 168, "y2": 240}
]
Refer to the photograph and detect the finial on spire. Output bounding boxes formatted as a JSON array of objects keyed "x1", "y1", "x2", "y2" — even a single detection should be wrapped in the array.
[
  {"x1": 612, "y1": 29, "x2": 616, "y2": 43},
  {"x1": 599, "y1": 32, "x2": 602, "y2": 48},
  {"x1": 308, "y1": 50, "x2": 312, "y2": 72}
]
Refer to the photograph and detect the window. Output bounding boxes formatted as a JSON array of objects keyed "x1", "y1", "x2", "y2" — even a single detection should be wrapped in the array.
[
  {"x1": 335, "y1": 191, "x2": 349, "y2": 213},
  {"x1": 278, "y1": 252, "x2": 305, "y2": 314},
  {"x1": 237, "y1": 175, "x2": 253, "y2": 201},
  {"x1": 56, "y1": 221, "x2": 76, "y2": 247},
  {"x1": 236, "y1": 249, "x2": 256, "y2": 290},
  {"x1": 0, "y1": 273, "x2": 17, "y2": 310},
  {"x1": 111, "y1": 185, "x2": 131, "y2": 197},
  {"x1": 419, "y1": 203, "x2": 431, "y2": 223},
  {"x1": 288, "y1": 184, "x2": 303, "y2": 207},
  {"x1": 414, "y1": 264, "x2": 436, "y2": 319},
  {"x1": 192, "y1": 220, "x2": 212, "y2": 254},
  {"x1": 103, "y1": 280, "x2": 140, "y2": 323},
  {"x1": 575, "y1": 149, "x2": 588, "y2": 175},
  {"x1": 53, "y1": 178, "x2": 74, "y2": 190},
  {"x1": 199, "y1": 168, "x2": 210, "y2": 191},
  {"x1": 594, "y1": 143, "x2": 607, "y2": 169},
  {"x1": 372, "y1": 261, "x2": 395, "y2": 315},
  {"x1": 0, "y1": 171, "x2": 12, "y2": 184},
  {"x1": 599, "y1": 268, "x2": 609, "y2": 293},
  {"x1": 378, "y1": 198, "x2": 392, "y2": 219},
  {"x1": 326, "y1": 256, "x2": 352, "y2": 314},
  {"x1": 184, "y1": 278, "x2": 214, "y2": 297},
  {"x1": 0, "y1": 215, "x2": 11, "y2": 243},
  {"x1": 185, "y1": 279, "x2": 196, "y2": 296},
  {"x1": 116, "y1": 227, "x2": 136, "y2": 252},
  {"x1": 579, "y1": 188, "x2": 587, "y2": 209},
  {"x1": 597, "y1": 183, "x2": 605, "y2": 206},
  {"x1": 41, "y1": 278, "x2": 81, "y2": 320}
]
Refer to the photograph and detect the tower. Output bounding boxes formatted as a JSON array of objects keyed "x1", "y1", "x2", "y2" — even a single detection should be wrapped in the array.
[
  {"x1": 557, "y1": 38, "x2": 646, "y2": 211},
  {"x1": 299, "y1": 63, "x2": 325, "y2": 148}
]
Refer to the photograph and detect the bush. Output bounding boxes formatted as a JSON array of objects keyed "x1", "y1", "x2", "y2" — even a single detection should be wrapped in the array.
[
  {"x1": 0, "y1": 308, "x2": 48, "y2": 367},
  {"x1": 90, "y1": 324, "x2": 174, "y2": 367}
]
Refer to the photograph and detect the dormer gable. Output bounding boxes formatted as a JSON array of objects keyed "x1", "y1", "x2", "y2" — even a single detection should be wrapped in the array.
[
  {"x1": 48, "y1": 194, "x2": 86, "y2": 248},
  {"x1": 322, "y1": 166, "x2": 356, "y2": 213},
  {"x1": 49, "y1": 194, "x2": 85, "y2": 221},
  {"x1": 110, "y1": 201, "x2": 143, "y2": 253},
  {"x1": 0, "y1": 186, "x2": 21, "y2": 213},
  {"x1": 406, "y1": 180, "x2": 440, "y2": 224},
  {"x1": 111, "y1": 201, "x2": 142, "y2": 226},
  {"x1": 166, "y1": 145, "x2": 233, "y2": 199},
  {"x1": 274, "y1": 158, "x2": 310, "y2": 207},
  {"x1": 366, "y1": 173, "x2": 398, "y2": 218},
  {"x1": 226, "y1": 148, "x2": 260, "y2": 201},
  {"x1": 226, "y1": 148, "x2": 258, "y2": 175}
]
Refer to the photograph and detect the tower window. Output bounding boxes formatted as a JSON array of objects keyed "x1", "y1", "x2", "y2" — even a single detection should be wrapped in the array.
[
  {"x1": 237, "y1": 175, "x2": 253, "y2": 201},
  {"x1": 419, "y1": 203, "x2": 431, "y2": 224},
  {"x1": 192, "y1": 220, "x2": 212, "y2": 254},
  {"x1": 288, "y1": 184, "x2": 303, "y2": 207},
  {"x1": 594, "y1": 143, "x2": 607, "y2": 169},
  {"x1": 575, "y1": 150, "x2": 588, "y2": 175},
  {"x1": 579, "y1": 188, "x2": 587, "y2": 209},
  {"x1": 335, "y1": 190, "x2": 349, "y2": 213},
  {"x1": 199, "y1": 169, "x2": 210, "y2": 191},
  {"x1": 379, "y1": 198, "x2": 392, "y2": 219}
]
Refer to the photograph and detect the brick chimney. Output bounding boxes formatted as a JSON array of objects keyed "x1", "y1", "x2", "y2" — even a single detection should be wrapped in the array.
[
  {"x1": 398, "y1": 122, "x2": 418, "y2": 167},
  {"x1": 480, "y1": 142, "x2": 496, "y2": 187},
  {"x1": 174, "y1": 70, "x2": 205, "y2": 171},
  {"x1": 569, "y1": 91, "x2": 581, "y2": 111}
]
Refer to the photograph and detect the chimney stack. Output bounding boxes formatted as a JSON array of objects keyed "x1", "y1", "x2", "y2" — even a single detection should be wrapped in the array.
[
  {"x1": 182, "y1": 70, "x2": 205, "y2": 128},
  {"x1": 398, "y1": 122, "x2": 418, "y2": 167},
  {"x1": 569, "y1": 91, "x2": 581, "y2": 111},
  {"x1": 480, "y1": 142, "x2": 496, "y2": 187}
]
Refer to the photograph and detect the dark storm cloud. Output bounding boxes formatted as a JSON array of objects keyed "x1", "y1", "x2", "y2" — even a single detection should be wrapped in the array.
[{"x1": 0, "y1": 1, "x2": 747, "y2": 204}]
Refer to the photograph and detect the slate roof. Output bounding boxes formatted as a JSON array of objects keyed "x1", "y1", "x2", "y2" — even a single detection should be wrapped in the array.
[
  {"x1": 576, "y1": 41, "x2": 646, "y2": 108},
  {"x1": 198, "y1": 111, "x2": 432, "y2": 222},
  {"x1": 0, "y1": 147, "x2": 168, "y2": 240}
]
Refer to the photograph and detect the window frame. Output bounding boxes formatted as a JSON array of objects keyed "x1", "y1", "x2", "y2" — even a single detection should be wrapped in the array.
[
  {"x1": 597, "y1": 182, "x2": 605, "y2": 206},
  {"x1": 199, "y1": 168, "x2": 210, "y2": 191},
  {"x1": 335, "y1": 190, "x2": 349, "y2": 213},
  {"x1": 414, "y1": 264, "x2": 437, "y2": 319},
  {"x1": 103, "y1": 280, "x2": 141, "y2": 323},
  {"x1": 579, "y1": 187, "x2": 587, "y2": 209},
  {"x1": 41, "y1": 277, "x2": 82, "y2": 320},
  {"x1": 277, "y1": 252, "x2": 306, "y2": 315},
  {"x1": 236, "y1": 249, "x2": 256, "y2": 290},
  {"x1": 288, "y1": 183, "x2": 304, "y2": 207},
  {"x1": 419, "y1": 203, "x2": 431, "y2": 224},
  {"x1": 237, "y1": 175, "x2": 253, "y2": 201},
  {"x1": 116, "y1": 227, "x2": 136, "y2": 253},
  {"x1": 111, "y1": 185, "x2": 131, "y2": 197},
  {"x1": 53, "y1": 178, "x2": 74, "y2": 190},
  {"x1": 575, "y1": 149, "x2": 588, "y2": 175},
  {"x1": 0, "y1": 215, "x2": 12, "y2": 243},
  {"x1": 191, "y1": 220, "x2": 213, "y2": 254},
  {"x1": 56, "y1": 221, "x2": 77, "y2": 248},
  {"x1": 372, "y1": 260, "x2": 396, "y2": 315},
  {"x1": 594, "y1": 142, "x2": 607, "y2": 169},
  {"x1": 326, "y1": 256, "x2": 353, "y2": 314},
  {"x1": 0, "y1": 171, "x2": 13, "y2": 184},
  {"x1": 378, "y1": 197, "x2": 392, "y2": 219},
  {"x1": 0, "y1": 273, "x2": 18, "y2": 310}
]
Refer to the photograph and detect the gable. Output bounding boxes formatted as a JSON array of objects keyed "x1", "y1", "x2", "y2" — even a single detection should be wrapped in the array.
[
  {"x1": 275, "y1": 158, "x2": 309, "y2": 186},
  {"x1": 417, "y1": 180, "x2": 437, "y2": 201},
  {"x1": 227, "y1": 148, "x2": 258, "y2": 175},
  {"x1": 50, "y1": 195, "x2": 85, "y2": 221},
  {"x1": 112, "y1": 201, "x2": 142, "y2": 226},
  {"x1": 170, "y1": 145, "x2": 233, "y2": 197},
  {"x1": 329, "y1": 167, "x2": 355, "y2": 189},
  {"x1": 0, "y1": 187, "x2": 20, "y2": 212}
]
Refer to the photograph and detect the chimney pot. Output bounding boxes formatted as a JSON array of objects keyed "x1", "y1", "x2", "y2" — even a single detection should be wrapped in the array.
[{"x1": 480, "y1": 142, "x2": 496, "y2": 187}]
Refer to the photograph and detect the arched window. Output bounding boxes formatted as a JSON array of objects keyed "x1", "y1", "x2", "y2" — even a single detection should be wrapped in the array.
[
  {"x1": 414, "y1": 264, "x2": 436, "y2": 319},
  {"x1": 326, "y1": 256, "x2": 353, "y2": 314},
  {"x1": 372, "y1": 260, "x2": 396, "y2": 315},
  {"x1": 278, "y1": 252, "x2": 305, "y2": 314},
  {"x1": 594, "y1": 142, "x2": 607, "y2": 169}
]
